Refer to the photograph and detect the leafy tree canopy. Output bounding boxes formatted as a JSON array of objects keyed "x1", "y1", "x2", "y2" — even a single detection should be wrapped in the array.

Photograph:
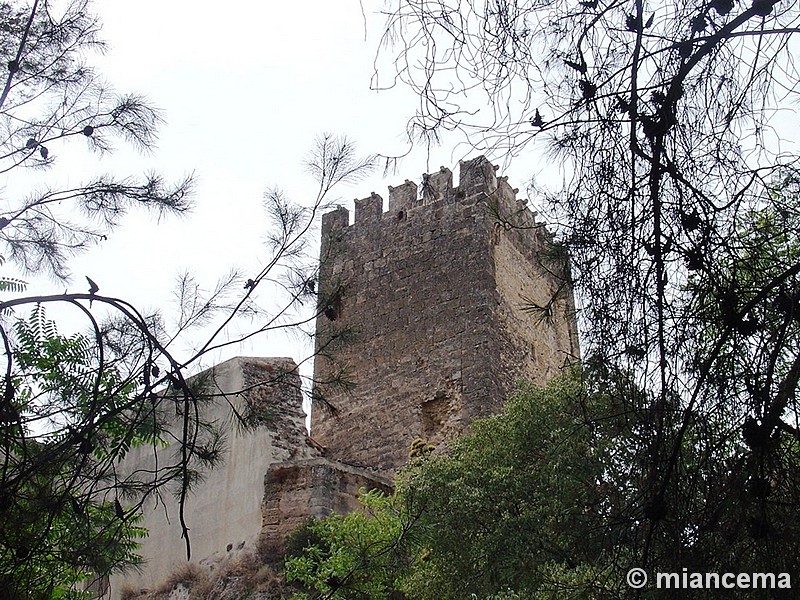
[
  {"x1": 374, "y1": 0, "x2": 800, "y2": 580},
  {"x1": 289, "y1": 349, "x2": 800, "y2": 599}
]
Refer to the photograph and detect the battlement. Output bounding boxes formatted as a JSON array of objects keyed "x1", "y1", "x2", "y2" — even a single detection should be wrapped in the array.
[
  {"x1": 322, "y1": 156, "x2": 538, "y2": 235},
  {"x1": 108, "y1": 153, "x2": 579, "y2": 600},
  {"x1": 313, "y1": 155, "x2": 578, "y2": 473}
]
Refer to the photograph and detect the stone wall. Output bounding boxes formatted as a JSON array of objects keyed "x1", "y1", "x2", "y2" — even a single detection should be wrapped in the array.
[
  {"x1": 311, "y1": 156, "x2": 579, "y2": 473},
  {"x1": 259, "y1": 458, "x2": 392, "y2": 560},
  {"x1": 491, "y1": 176, "x2": 580, "y2": 394},
  {"x1": 105, "y1": 156, "x2": 580, "y2": 599},
  {"x1": 109, "y1": 357, "x2": 312, "y2": 599}
]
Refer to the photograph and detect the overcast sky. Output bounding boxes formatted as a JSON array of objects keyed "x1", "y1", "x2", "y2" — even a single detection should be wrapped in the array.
[
  {"x1": 10, "y1": 0, "x2": 548, "y2": 379},
  {"x1": 12, "y1": 1, "x2": 800, "y2": 372}
]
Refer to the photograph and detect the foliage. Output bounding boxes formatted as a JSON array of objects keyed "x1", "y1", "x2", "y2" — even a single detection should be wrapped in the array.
[
  {"x1": 0, "y1": 0, "x2": 375, "y2": 596},
  {"x1": 0, "y1": 305, "x2": 150, "y2": 599},
  {"x1": 284, "y1": 489, "x2": 417, "y2": 600},
  {"x1": 0, "y1": 0, "x2": 192, "y2": 279},
  {"x1": 377, "y1": 0, "x2": 800, "y2": 581},
  {"x1": 0, "y1": 131, "x2": 372, "y2": 597},
  {"x1": 284, "y1": 372, "x2": 618, "y2": 600},
  {"x1": 685, "y1": 185, "x2": 800, "y2": 434},
  {"x1": 288, "y1": 364, "x2": 800, "y2": 599},
  {"x1": 398, "y1": 371, "x2": 615, "y2": 599}
]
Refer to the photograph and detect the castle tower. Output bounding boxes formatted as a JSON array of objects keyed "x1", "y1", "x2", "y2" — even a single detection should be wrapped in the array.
[{"x1": 312, "y1": 156, "x2": 579, "y2": 473}]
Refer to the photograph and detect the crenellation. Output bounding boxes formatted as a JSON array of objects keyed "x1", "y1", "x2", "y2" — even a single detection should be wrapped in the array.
[
  {"x1": 489, "y1": 174, "x2": 541, "y2": 231},
  {"x1": 109, "y1": 154, "x2": 579, "y2": 600},
  {"x1": 458, "y1": 155, "x2": 498, "y2": 197},
  {"x1": 387, "y1": 179, "x2": 418, "y2": 215},
  {"x1": 312, "y1": 155, "x2": 579, "y2": 473},
  {"x1": 324, "y1": 157, "x2": 547, "y2": 242},
  {"x1": 321, "y1": 205, "x2": 349, "y2": 235},
  {"x1": 421, "y1": 166, "x2": 453, "y2": 204},
  {"x1": 354, "y1": 192, "x2": 383, "y2": 224}
]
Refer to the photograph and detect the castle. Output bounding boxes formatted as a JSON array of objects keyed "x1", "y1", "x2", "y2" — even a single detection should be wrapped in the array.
[{"x1": 110, "y1": 156, "x2": 578, "y2": 597}]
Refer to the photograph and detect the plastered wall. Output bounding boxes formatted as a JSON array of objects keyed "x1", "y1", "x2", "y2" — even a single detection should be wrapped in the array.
[{"x1": 109, "y1": 357, "x2": 311, "y2": 598}]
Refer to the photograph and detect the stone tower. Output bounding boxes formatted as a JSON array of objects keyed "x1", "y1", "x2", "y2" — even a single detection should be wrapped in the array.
[
  {"x1": 107, "y1": 157, "x2": 581, "y2": 597},
  {"x1": 312, "y1": 156, "x2": 579, "y2": 473}
]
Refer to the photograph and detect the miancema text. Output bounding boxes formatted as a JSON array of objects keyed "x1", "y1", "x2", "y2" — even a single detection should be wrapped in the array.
[{"x1": 658, "y1": 570, "x2": 791, "y2": 589}]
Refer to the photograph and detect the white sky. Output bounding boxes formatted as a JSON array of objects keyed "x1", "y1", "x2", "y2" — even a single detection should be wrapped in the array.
[
  {"x1": 9, "y1": 0, "x2": 549, "y2": 376},
  {"x1": 10, "y1": 1, "x2": 800, "y2": 380}
]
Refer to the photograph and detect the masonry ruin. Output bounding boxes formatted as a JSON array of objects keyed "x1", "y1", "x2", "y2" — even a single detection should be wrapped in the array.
[
  {"x1": 311, "y1": 155, "x2": 579, "y2": 473},
  {"x1": 111, "y1": 156, "x2": 579, "y2": 598}
]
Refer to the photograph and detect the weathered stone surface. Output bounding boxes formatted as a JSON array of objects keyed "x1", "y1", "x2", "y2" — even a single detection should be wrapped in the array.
[
  {"x1": 108, "y1": 156, "x2": 579, "y2": 599},
  {"x1": 258, "y1": 458, "x2": 392, "y2": 560},
  {"x1": 312, "y1": 156, "x2": 579, "y2": 473},
  {"x1": 110, "y1": 357, "x2": 311, "y2": 598},
  {"x1": 421, "y1": 166, "x2": 453, "y2": 204},
  {"x1": 354, "y1": 192, "x2": 383, "y2": 224},
  {"x1": 387, "y1": 179, "x2": 418, "y2": 214}
]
